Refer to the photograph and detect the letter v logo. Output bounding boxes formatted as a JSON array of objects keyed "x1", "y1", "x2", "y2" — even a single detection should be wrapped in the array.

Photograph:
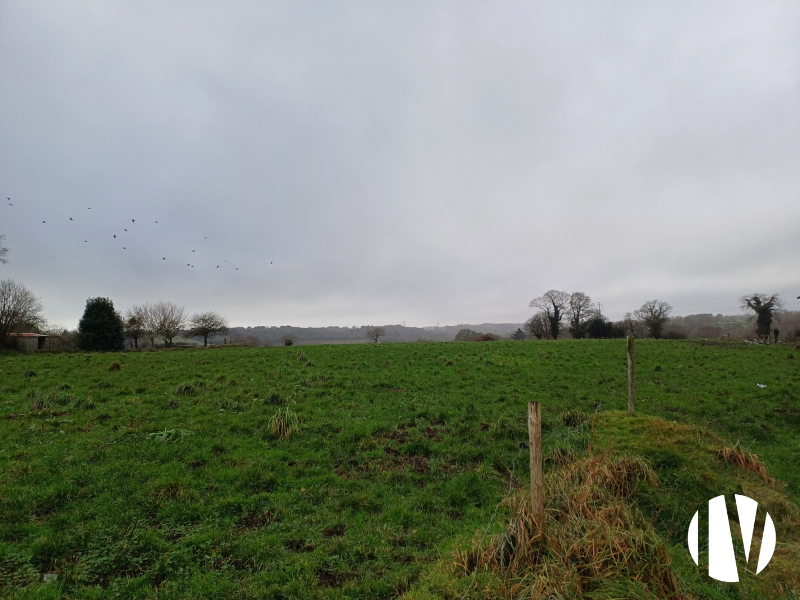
[{"x1": 687, "y1": 494, "x2": 776, "y2": 582}]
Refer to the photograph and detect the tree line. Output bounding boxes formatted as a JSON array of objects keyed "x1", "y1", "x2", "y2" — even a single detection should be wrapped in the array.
[
  {"x1": 0, "y1": 231, "x2": 792, "y2": 351},
  {"x1": 0, "y1": 285, "x2": 229, "y2": 352},
  {"x1": 523, "y1": 289, "x2": 786, "y2": 342},
  {"x1": 82, "y1": 298, "x2": 230, "y2": 351}
]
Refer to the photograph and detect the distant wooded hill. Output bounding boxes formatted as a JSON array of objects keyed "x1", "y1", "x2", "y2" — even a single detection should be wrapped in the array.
[
  {"x1": 219, "y1": 323, "x2": 525, "y2": 346},
  {"x1": 212, "y1": 312, "x2": 800, "y2": 346}
]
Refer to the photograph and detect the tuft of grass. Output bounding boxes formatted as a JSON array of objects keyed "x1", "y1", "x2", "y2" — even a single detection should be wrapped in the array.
[
  {"x1": 718, "y1": 442, "x2": 777, "y2": 488},
  {"x1": 107, "y1": 362, "x2": 121, "y2": 371},
  {"x1": 23, "y1": 370, "x2": 37, "y2": 378},
  {"x1": 267, "y1": 406, "x2": 300, "y2": 439},
  {"x1": 175, "y1": 382, "x2": 199, "y2": 396},
  {"x1": 265, "y1": 388, "x2": 283, "y2": 405},
  {"x1": 560, "y1": 408, "x2": 586, "y2": 428}
]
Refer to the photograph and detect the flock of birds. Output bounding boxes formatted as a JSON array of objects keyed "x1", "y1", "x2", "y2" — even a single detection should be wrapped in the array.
[{"x1": 6, "y1": 196, "x2": 275, "y2": 271}]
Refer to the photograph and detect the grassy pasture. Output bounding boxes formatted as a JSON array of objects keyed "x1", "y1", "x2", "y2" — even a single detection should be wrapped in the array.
[{"x1": 0, "y1": 340, "x2": 798, "y2": 599}]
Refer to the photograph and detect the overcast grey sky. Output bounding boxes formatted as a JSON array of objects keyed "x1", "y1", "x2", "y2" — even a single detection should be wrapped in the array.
[{"x1": 1, "y1": 1, "x2": 798, "y2": 329}]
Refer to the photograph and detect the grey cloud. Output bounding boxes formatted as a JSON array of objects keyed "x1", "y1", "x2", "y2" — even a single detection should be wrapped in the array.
[{"x1": 1, "y1": 1, "x2": 797, "y2": 328}]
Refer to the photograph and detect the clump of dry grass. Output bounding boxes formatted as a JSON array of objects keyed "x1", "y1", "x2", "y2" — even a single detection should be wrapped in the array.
[
  {"x1": 718, "y1": 442, "x2": 776, "y2": 489},
  {"x1": 107, "y1": 362, "x2": 121, "y2": 371},
  {"x1": 268, "y1": 406, "x2": 300, "y2": 439},
  {"x1": 454, "y1": 453, "x2": 682, "y2": 599}
]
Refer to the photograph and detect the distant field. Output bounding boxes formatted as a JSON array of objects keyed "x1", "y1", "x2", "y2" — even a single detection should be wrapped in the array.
[{"x1": 1, "y1": 340, "x2": 798, "y2": 598}]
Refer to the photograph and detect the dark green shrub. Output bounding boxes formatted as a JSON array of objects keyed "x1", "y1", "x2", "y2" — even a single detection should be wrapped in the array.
[{"x1": 76, "y1": 297, "x2": 125, "y2": 352}]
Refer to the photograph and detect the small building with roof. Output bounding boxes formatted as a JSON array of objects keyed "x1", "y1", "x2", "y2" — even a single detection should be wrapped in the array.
[{"x1": 9, "y1": 333, "x2": 48, "y2": 351}]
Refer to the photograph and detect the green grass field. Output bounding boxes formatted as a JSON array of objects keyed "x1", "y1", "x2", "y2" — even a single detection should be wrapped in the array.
[{"x1": 1, "y1": 340, "x2": 798, "y2": 599}]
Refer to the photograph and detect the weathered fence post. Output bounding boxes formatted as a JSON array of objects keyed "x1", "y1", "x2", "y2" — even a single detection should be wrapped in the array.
[
  {"x1": 528, "y1": 401, "x2": 544, "y2": 537},
  {"x1": 627, "y1": 336, "x2": 635, "y2": 416}
]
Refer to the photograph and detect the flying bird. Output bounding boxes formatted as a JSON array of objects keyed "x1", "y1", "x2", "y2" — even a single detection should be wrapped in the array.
[
  {"x1": 113, "y1": 235, "x2": 116, "y2": 238},
  {"x1": 69, "y1": 217, "x2": 73, "y2": 220},
  {"x1": 42, "y1": 221, "x2": 46, "y2": 223},
  {"x1": 155, "y1": 221, "x2": 158, "y2": 223},
  {"x1": 163, "y1": 258, "x2": 166, "y2": 260},
  {"x1": 216, "y1": 265, "x2": 219, "y2": 268},
  {"x1": 123, "y1": 247, "x2": 126, "y2": 249},
  {"x1": 124, "y1": 229, "x2": 127, "y2": 231},
  {"x1": 84, "y1": 240, "x2": 87, "y2": 243},
  {"x1": 132, "y1": 219, "x2": 135, "y2": 223},
  {"x1": 192, "y1": 250, "x2": 195, "y2": 252}
]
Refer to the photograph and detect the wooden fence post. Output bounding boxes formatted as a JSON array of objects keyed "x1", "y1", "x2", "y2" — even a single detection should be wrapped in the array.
[
  {"x1": 528, "y1": 401, "x2": 544, "y2": 537},
  {"x1": 627, "y1": 336, "x2": 635, "y2": 416}
]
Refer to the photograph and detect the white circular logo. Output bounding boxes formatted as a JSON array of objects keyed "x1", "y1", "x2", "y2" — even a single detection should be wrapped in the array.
[{"x1": 688, "y1": 494, "x2": 776, "y2": 582}]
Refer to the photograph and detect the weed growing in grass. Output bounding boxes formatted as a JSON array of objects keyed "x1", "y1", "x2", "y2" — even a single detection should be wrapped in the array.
[{"x1": 267, "y1": 406, "x2": 300, "y2": 439}]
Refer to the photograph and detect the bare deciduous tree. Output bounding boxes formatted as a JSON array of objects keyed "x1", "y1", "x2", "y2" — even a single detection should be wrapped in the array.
[
  {"x1": 454, "y1": 328, "x2": 478, "y2": 342},
  {"x1": 0, "y1": 234, "x2": 8, "y2": 265},
  {"x1": 568, "y1": 292, "x2": 594, "y2": 339},
  {"x1": 141, "y1": 304, "x2": 159, "y2": 348},
  {"x1": 528, "y1": 290, "x2": 570, "y2": 339},
  {"x1": 524, "y1": 312, "x2": 552, "y2": 340},
  {"x1": 634, "y1": 300, "x2": 673, "y2": 339},
  {"x1": 366, "y1": 326, "x2": 386, "y2": 343},
  {"x1": 151, "y1": 301, "x2": 187, "y2": 348},
  {"x1": 187, "y1": 311, "x2": 230, "y2": 347},
  {"x1": 740, "y1": 293, "x2": 782, "y2": 342},
  {"x1": 124, "y1": 305, "x2": 149, "y2": 349},
  {"x1": 0, "y1": 279, "x2": 44, "y2": 347}
]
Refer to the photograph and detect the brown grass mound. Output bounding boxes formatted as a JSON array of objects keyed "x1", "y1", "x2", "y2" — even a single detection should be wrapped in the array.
[
  {"x1": 454, "y1": 454, "x2": 682, "y2": 599},
  {"x1": 107, "y1": 362, "x2": 121, "y2": 371},
  {"x1": 717, "y1": 443, "x2": 776, "y2": 489}
]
